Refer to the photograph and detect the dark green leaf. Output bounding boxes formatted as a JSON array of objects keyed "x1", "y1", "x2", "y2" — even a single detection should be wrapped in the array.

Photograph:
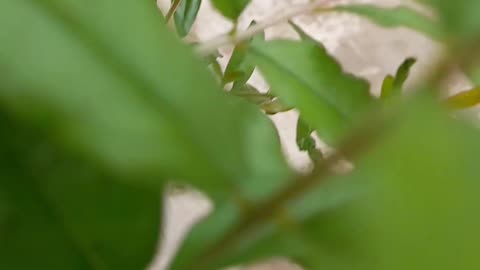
[
  {"x1": 173, "y1": 0, "x2": 202, "y2": 37},
  {"x1": 0, "y1": 0, "x2": 288, "y2": 201},
  {"x1": 381, "y1": 57, "x2": 416, "y2": 99},
  {"x1": 337, "y1": 5, "x2": 445, "y2": 40},
  {"x1": 211, "y1": 0, "x2": 251, "y2": 20},
  {"x1": 393, "y1": 57, "x2": 416, "y2": 93},
  {"x1": 247, "y1": 39, "x2": 373, "y2": 144},
  {"x1": 296, "y1": 117, "x2": 322, "y2": 161},
  {"x1": 0, "y1": 111, "x2": 161, "y2": 270}
]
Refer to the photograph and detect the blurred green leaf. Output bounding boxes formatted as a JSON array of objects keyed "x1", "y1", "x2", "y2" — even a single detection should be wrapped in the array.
[
  {"x1": 381, "y1": 57, "x2": 416, "y2": 99},
  {"x1": 172, "y1": 97, "x2": 480, "y2": 270},
  {"x1": 0, "y1": 111, "x2": 161, "y2": 270},
  {"x1": 0, "y1": 0, "x2": 289, "y2": 200},
  {"x1": 247, "y1": 39, "x2": 373, "y2": 144},
  {"x1": 445, "y1": 87, "x2": 480, "y2": 109},
  {"x1": 422, "y1": 0, "x2": 480, "y2": 41},
  {"x1": 337, "y1": 5, "x2": 444, "y2": 40},
  {"x1": 173, "y1": 0, "x2": 202, "y2": 37},
  {"x1": 211, "y1": 0, "x2": 251, "y2": 20}
]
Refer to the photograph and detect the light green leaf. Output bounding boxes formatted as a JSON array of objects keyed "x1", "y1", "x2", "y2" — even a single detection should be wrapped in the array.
[
  {"x1": 248, "y1": 39, "x2": 373, "y2": 144},
  {"x1": 211, "y1": 0, "x2": 251, "y2": 20},
  {"x1": 0, "y1": 110, "x2": 161, "y2": 270},
  {"x1": 173, "y1": 0, "x2": 202, "y2": 37},
  {"x1": 337, "y1": 5, "x2": 445, "y2": 40},
  {"x1": 0, "y1": 0, "x2": 288, "y2": 200},
  {"x1": 172, "y1": 98, "x2": 480, "y2": 270}
]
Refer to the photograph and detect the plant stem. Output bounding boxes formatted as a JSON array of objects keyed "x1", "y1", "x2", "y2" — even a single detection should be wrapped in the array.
[
  {"x1": 193, "y1": 113, "x2": 388, "y2": 268},
  {"x1": 165, "y1": 0, "x2": 182, "y2": 23},
  {"x1": 195, "y1": 0, "x2": 336, "y2": 55}
]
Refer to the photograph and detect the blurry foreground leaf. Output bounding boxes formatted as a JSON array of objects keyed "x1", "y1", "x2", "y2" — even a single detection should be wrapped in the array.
[
  {"x1": 173, "y1": 0, "x2": 202, "y2": 37},
  {"x1": 0, "y1": 0, "x2": 289, "y2": 201},
  {"x1": 247, "y1": 39, "x2": 373, "y2": 144},
  {"x1": 171, "y1": 97, "x2": 480, "y2": 270},
  {"x1": 0, "y1": 111, "x2": 161, "y2": 270},
  {"x1": 423, "y1": 0, "x2": 480, "y2": 41}
]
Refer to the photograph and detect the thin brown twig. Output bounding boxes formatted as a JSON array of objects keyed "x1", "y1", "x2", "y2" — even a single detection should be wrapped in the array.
[
  {"x1": 195, "y1": 0, "x2": 337, "y2": 55},
  {"x1": 165, "y1": 0, "x2": 182, "y2": 23},
  {"x1": 189, "y1": 113, "x2": 388, "y2": 269}
]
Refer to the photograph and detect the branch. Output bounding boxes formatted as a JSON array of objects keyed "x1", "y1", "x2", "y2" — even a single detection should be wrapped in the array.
[
  {"x1": 192, "y1": 112, "x2": 389, "y2": 268},
  {"x1": 195, "y1": 0, "x2": 336, "y2": 55},
  {"x1": 165, "y1": 0, "x2": 182, "y2": 23}
]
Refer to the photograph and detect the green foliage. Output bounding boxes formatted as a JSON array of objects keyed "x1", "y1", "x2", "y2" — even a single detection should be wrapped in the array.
[
  {"x1": 0, "y1": 111, "x2": 161, "y2": 270},
  {"x1": 381, "y1": 57, "x2": 417, "y2": 99},
  {"x1": 337, "y1": 5, "x2": 445, "y2": 40},
  {"x1": 3, "y1": 0, "x2": 480, "y2": 270},
  {"x1": 211, "y1": 0, "x2": 251, "y2": 20},
  {"x1": 296, "y1": 117, "x2": 322, "y2": 161},
  {"x1": 172, "y1": 0, "x2": 202, "y2": 37},
  {"x1": 223, "y1": 21, "x2": 262, "y2": 89},
  {"x1": 247, "y1": 38, "x2": 373, "y2": 144},
  {"x1": 423, "y1": 0, "x2": 480, "y2": 41}
]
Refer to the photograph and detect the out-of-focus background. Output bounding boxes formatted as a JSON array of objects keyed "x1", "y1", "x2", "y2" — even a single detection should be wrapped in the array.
[{"x1": 151, "y1": 1, "x2": 472, "y2": 269}]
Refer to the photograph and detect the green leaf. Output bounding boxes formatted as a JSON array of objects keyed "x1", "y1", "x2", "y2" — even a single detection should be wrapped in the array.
[
  {"x1": 224, "y1": 21, "x2": 262, "y2": 90},
  {"x1": 211, "y1": 0, "x2": 251, "y2": 20},
  {"x1": 380, "y1": 75, "x2": 395, "y2": 99},
  {"x1": 247, "y1": 39, "x2": 373, "y2": 144},
  {"x1": 0, "y1": 111, "x2": 161, "y2": 270},
  {"x1": 337, "y1": 5, "x2": 445, "y2": 40},
  {"x1": 296, "y1": 117, "x2": 322, "y2": 161},
  {"x1": 229, "y1": 84, "x2": 275, "y2": 105},
  {"x1": 170, "y1": 175, "x2": 364, "y2": 270},
  {"x1": 445, "y1": 87, "x2": 480, "y2": 109},
  {"x1": 422, "y1": 0, "x2": 480, "y2": 41},
  {"x1": 0, "y1": 0, "x2": 288, "y2": 200},
  {"x1": 381, "y1": 57, "x2": 416, "y2": 99},
  {"x1": 173, "y1": 0, "x2": 202, "y2": 37},
  {"x1": 223, "y1": 42, "x2": 255, "y2": 88},
  {"x1": 172, "y1": 97, "x2": 480, "y2": 270}
]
